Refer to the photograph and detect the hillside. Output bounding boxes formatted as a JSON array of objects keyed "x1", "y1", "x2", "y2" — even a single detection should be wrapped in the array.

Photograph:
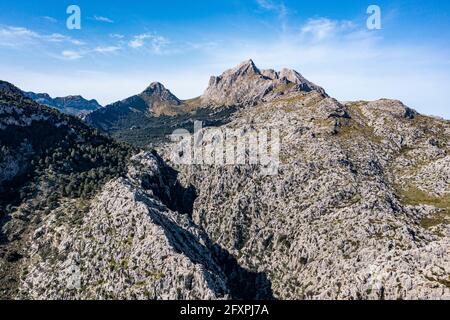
[{"x1": 0, "y1": 84, "x2": 135, "y2": 298}]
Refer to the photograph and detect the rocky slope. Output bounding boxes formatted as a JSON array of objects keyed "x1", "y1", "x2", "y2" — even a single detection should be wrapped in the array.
[
  {"x1": 0, "y1": 81, "x2": 271, "y2": 300},
  {"x1": 0, "y1": 83, "x2": 134, "y2": 298},
  {"x1": 157, "y1": 63, "x2": 450, "y2": 300},
  {"x1": 23, "y1": 91, "x2": 102, "y2": 117},
  {"x1": 16, "y1": 152, "x2": 231, "y2": 300}
]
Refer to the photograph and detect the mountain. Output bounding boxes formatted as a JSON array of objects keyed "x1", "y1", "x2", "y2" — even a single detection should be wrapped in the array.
[
  {"x1": 160, "y1": 88, "x2": 450, "y2": 299},
  {"x1": 85, "y1": 60, "x2": 327, "y2": 148},
  {"x1": 201, "y1": 59, "x2": 326, "y2": 106},
  {"x1": 0, "y1": 81, "x2": 268, "y2": 300},
  {"x1": 23, "y1": 91, "x2": 102, "y2": 117},
  {"x1": 0, "y1": 81, "x2": 24, "y2": 96},
  {"x1": 84, "y1": 81, "x2": 238, "y2": 147},
  {"x1": 85, "y1": 82, "x2": 183, "y2": 132},
  {"x1": 1, "y1": 57, "x2": 450, "y2": 301},
  {"x1": 0, "y1": 83, "x2": 135, "y2": 298}
]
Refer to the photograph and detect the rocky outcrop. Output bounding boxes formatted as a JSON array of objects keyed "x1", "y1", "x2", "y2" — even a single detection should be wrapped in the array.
[
  {"x1": 201, "y1": 60, "x2": 327, "y2": 107},
  {"x1": 17, "y1": 152, "x2": 229, "y2": 300}
]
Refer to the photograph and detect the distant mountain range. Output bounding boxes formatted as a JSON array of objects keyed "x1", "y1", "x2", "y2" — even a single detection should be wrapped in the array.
[
  {"x1": 23, "y1": 91, "x2": 102, "y2": 117},
  {"x1": 85, "y1": 59, "x2": 326, "y2": 147}
]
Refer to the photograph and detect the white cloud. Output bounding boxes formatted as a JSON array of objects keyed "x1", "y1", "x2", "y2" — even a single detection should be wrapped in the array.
[
  {"x1": 61, "y1": 50, "x2": 84, "y2": 60},
  {"x1": 93, "y1": 16, "x2": 114, "y2": 23},
  {"x1": 0, "y1": 26, "x2": 84, "y2": 47},
  {"x1": 256, "y1": 0, "x2": 288, "y2": 17},
  {"x1": 94, "y1": 46, "x2": 121, "y2": 53},
  {"x1": 300, "y1": 18, "x2": 355, "y2": 41},
  {"x1": 128, "y1": 33, "x2": 169, "y2": 53},
  {"x1": 109, "y1": 33, "x2": 125, "y2": 39},
  {"x1": 42, "y1": 16, "x2": 57, "y2": 23},
  {"x1": 129, "y1": 38, "x2": 144, "y2": 48}
]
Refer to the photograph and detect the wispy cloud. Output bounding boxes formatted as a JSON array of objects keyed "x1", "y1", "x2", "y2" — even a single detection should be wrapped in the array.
[
  {"x1": 93, "y1": 45, "x2": 121, "y2": 53},
  {"x1": 93, "y1": 15, "x2": 114, "y2": 23},
  {"x1": 109, "y1": 33, "x2": 125, "y2": 39},
  {"x1": 42, "y1": 16, "x2": 57, "y2": 23},
  {"x1": 61, "y1": 50, "x2": 83, "y2": 60},
  {"x1": 300, "y1": 18, "x2": 355, "y2": 41},
  {"x1": 0, "y1": 26, "x2": 84, "y2": 47},
  {"x1": 256, "y1": 0, "x2": 288, "y2": 18},
  {"x1": 128, "y1": 33, "x2": 169, "y2": 53},
  {"x1": 59, "y1": 45, "x2": 122, "y2": 60}
]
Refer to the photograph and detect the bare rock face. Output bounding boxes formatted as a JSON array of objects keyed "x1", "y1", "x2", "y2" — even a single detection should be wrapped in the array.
[
  {"x1": 17, "y1": 152, "x2": 229, "y2": 300},
  {"x1": 201, "y1": 60, "x2": 327, "y2": 107}
]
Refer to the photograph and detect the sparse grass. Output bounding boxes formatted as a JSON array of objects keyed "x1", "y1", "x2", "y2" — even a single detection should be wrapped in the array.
[
  {"x1": 273, "y1": 83, "x2": 296, "y2": 94},
  {"x1": 396, "y1": 186, "x2": 450, "y2": 229},
  {"x1": 336, "y1": 120, "x2": 383, "y2": 144},
  {"x1": 425, "y1": 276, "x2": 450, "y2": 288},
  {"x1": 274, "y1": 94, "x2": 308, "y2": 105},
  {"x1": 146, "y1": 271, "x2": 165, "y2": 281},
  {"x1": 421, "y1": 212, "x2": 450, "y2": 229},
  {"x1": 183, "y1": 96, "x2": 203, "y2": 111},
  {"x1": 398, "y1": 186, "x2": 450, "y2": 208}
]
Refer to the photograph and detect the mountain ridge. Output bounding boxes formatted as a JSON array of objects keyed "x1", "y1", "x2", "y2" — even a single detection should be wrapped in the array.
[
  {"x1": 23, "y1": 91, "x2": 102, "y2": 117},
  {"x1": 84, "y1": 59, "x2": 328, "y2": 146},
  {"x1": 201, "y1": 59, "x2": 327, "y2": 106}
]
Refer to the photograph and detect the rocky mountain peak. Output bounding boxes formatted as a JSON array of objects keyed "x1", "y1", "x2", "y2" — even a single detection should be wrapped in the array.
[
  {"x1": 143, "y1": 81, "x2": 166, "y2": 94},
  {"x1": 202, "y1": 60, "x2": 326, "y2": 106},
  {"x1": 278, "y1": 68, "x2": 307, "y2": 84},
  {"x1": 201, "y1": 59, "x2": 326, "y2": 106},
  {"x1": 229, "y1": 59, "x2": 260, "y2": 77},
  {"x1": 140, "y1": 82, "x2": 181, "y2": 105}
]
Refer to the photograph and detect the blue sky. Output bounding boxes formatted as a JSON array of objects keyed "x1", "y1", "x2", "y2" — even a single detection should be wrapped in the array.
[{"x1": 0, "y1": 0, "x2": 449, "y2": 118}]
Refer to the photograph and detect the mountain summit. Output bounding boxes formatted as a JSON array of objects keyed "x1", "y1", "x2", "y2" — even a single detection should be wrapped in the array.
[
  {"x1": 84, "y1": 81, "x2": 185, "y2": 135},
  {"x1": 201, "y1": 59, "x2": 326, "y2": 106},
  {"x1": 140, "y1": 82, "x2": 182, "y2": 107}
]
